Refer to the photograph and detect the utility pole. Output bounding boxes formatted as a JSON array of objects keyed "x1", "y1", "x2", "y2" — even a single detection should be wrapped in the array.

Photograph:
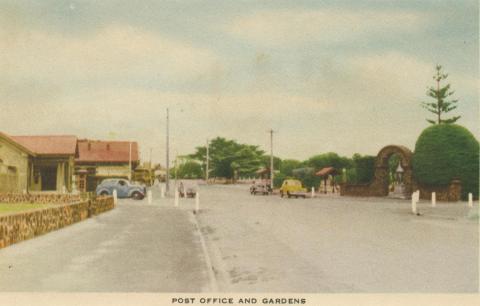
[
  {"x1": 206, "y1": 138, "x2": 209, "y2": 183},
  {"x1": 269, "y1": 129, "x2": 275, "y2": 189},
  {"x1": 149, "y1": 147, "x2": 153, "y2": 186},
  {"x1": 166, "y1": 108, "x2": 170, "y2": 194},
  {"x1": 128, "y1": 141, "x2": 132, "y2": 181}
]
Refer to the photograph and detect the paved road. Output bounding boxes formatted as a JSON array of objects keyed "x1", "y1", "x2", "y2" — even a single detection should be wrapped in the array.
[
  {"x1": 0, "y1": 196, "x2": 210, "y2": 292},
  {"x1": 193, "y1": 184, "x2": 478, "y2": 293},
  {"x1": 0, "y1": 183, "x2": 478, "y2": 292}
]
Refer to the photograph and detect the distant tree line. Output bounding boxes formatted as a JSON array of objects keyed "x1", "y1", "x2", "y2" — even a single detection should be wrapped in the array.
[{"x1": 174, "y1": 137, "x2": 383, "y2": 188}]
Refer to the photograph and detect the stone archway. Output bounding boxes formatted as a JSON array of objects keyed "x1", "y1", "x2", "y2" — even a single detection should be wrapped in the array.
[
  {"x1": 340, "y1": 145, "x2": 413, "y2": 199},
  {"x1": 371, "y1": 145, "x2": 413, "y2": 198}
]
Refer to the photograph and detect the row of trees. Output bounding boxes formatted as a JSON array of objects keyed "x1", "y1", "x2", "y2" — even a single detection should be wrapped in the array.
[{"x1": 173, "y1": 137, "x2": 382, "y2": 188}]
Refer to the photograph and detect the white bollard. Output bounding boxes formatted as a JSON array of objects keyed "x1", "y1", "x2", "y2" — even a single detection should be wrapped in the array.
[
  {"x1": 468, "y1": 193, "x2": 473, "y2": 207},
  {"x1": 113, "y1": 189, "x2": 118, "y2": 205},
  {"x1": 411, "y1": 193, "x2": 417, "y2": 214},
  {"x1": 147, "y1": 189, "x2": 152, "y2": 205},
  {"x1": 432, "y1": 192, "x2": 436, "y2": 207},
  {"x1": 311, "y1": 187, "x2": 315, "y2": 198},
  {"x1": 160, "y1": 186, "x2": 165, "y2": 198},
  {"x1": 62, "y1": 186, "x2": 66, "y2": 194},
  {"x1": 195, "y1": 192, "x2": 200, "y2": 213},
  {"x1": 174, "y1": 190, "x2": 179, "y2": 207}
]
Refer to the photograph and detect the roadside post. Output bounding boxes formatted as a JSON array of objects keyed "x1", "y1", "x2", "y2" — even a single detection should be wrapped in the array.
[
  {"x1": 147, "y1": 189, "x2": 152, "y2": 205},
  {"x1": 113, "y1": 189, "x2": 118, "y2": 205},
  {"x1": 432, "y1": 192, "x2": 436, "y2": 207},
  {"x1": 468, "y1": 193, "x2": 473, "y2": 207},
  {"x1": 411, "y1": 191, "x2": 418, "y2": 215},
  {"x1": 195, "y1": 192, "x2": 200, "y2": 213},
  {"x1": 174, "y1": 189, "x2": 179, "y2": 207},
  {"x1": 160, "y1": 186, "x2": 165, "y2": 198},
  {"x1": 311, "y1": 187, "x2": 315, "y2": 198}
]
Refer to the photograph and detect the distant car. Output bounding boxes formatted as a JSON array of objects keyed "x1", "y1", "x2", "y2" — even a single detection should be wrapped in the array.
[
  {"x1": 279, "y1": 179, "x2": 307, "y2": 198},
  {"x1": 250, "y1": 183, "x2": 272, "y2": 195},
  {"x1": 96, "y1": 178, "x2": 146, "y2": 200},
  {"x1": 178, "y1": 182, "x2": 197, "y2": 198}
]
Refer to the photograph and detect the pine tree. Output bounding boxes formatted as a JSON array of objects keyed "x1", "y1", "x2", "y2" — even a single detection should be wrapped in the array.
[{"x1": 422, "y1": 65, "x2": 461, "y2": 124}]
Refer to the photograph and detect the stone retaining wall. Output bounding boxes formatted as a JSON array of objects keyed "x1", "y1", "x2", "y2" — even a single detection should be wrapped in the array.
[
  {"x1": 0, "y1": 193, "x2": 82, "y2": 204},
  {"x1": 0, "y1": 196, "x2": 114, "y2": 249}
]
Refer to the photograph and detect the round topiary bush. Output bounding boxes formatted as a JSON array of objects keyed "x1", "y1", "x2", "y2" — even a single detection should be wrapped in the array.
[{"x1": 413, "y1": 124, "x2": 479, "y2": 199}]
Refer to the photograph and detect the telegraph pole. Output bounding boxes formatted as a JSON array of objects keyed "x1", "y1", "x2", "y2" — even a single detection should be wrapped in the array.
[
  {"x1": 128, "y1": 141, "x2": 132, "y2": 181},
  {"x1": 149, "y1": 147, "x2": 153, "y2": 186},
  {"x1": 269, "y1": 129, "x2": 275, "y2": 189},
  {"x1": 206, "y1": 138, "x2": 209, "y2": 183},
  {"x1": 166, "y1": 108, "x2": 170, "y2": 194}
]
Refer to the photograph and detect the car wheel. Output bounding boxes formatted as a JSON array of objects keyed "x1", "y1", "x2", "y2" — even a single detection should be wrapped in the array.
[
  {"x1": 132, "y1": 191, "x2": 144, "y2": 200},
  {"x1": 100, "y1": 191, "x2": 109, "y2": 196}
]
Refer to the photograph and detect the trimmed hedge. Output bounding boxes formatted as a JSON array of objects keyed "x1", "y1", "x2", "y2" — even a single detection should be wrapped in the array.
[{"x1": 412, "y1": 124, "x2": 479, "y2": 199}]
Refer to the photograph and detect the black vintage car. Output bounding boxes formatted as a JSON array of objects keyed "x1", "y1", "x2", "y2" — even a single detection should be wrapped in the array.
[
  {"x1": 178, "y1": 181, "x2": 197, "y2": 198},
  {"x1": 250, "y1": 183, "x2": 273, "y2": 195}
]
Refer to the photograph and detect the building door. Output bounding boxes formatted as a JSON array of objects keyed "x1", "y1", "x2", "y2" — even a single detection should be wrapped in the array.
[{"x1": 40, "y1": 166, "x2": 57, "y2": 191}]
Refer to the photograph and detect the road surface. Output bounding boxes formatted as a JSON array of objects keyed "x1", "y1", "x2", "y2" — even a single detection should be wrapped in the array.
[{"x1": 0, "y1": 183, "x2": 477, "y2": 292}]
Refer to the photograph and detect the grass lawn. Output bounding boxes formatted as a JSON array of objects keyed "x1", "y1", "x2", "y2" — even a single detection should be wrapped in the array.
[{"x1": 0, "y1": 203, "x2": 51, "y2": 215}]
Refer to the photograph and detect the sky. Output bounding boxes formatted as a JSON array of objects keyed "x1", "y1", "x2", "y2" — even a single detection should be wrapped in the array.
[{"x1": 0, "y1": 0, "x2": 478, "y2": 164}]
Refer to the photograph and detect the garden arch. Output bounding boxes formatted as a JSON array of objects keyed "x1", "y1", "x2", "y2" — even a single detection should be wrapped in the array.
[
  {"x1": 341, "y1": 145, "x2": 414, "y2": 198},
  {"x1": 371, "y1": 145, "x2": 413, "y2": 197}
]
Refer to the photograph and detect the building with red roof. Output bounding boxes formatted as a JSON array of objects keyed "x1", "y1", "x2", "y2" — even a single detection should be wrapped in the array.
[
  {"x1": 6, "y1": 135, "x2": 78, "y2": 193},
  {"x1": 75, "y1": 139, "x2": 140, "y2": 192}
]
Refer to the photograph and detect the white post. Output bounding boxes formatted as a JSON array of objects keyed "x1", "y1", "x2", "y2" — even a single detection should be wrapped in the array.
[
  {"x1": 431, "y1": 192, "x2": 436, "y2": 207},
  {"x1": 195, "y1": 192, "x2": 200, "y2": 213},
  {"x1": 147, "y1": 189, "x2": 152, "y2": 205},
  {"x1": 411, "y1": 192, "x2": 417, "y2": 215},
  {"x1": 174, "y1": 189, "x2": 179, "y2": 207},
  {"x1": 468, "y1": 193, "x2": 473, "y2": 207},
  {"x1": 160, "y1": 186, "x2": 165, "y2": 198},
  {"x1": 113, "y1": 189, "x2": 118, "y2": 205},
  {"x1": 311, "y1": 187, "x2": 315, "y2": 198}
]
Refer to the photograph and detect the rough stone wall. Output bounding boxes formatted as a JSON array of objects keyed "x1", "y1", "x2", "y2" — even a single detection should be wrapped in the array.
[
  {"x1": 0, "y1": 196, "x2": 114, "y2": 249},
  {"x1": 340, "y1": 183, "x2": 377, "y2": 197},
  {"x1": 413, "y1": 180, "x2": 462, "y2": 202},
  {"x1": 0, "y1": 193, "x2": 81, "y2": 204}
]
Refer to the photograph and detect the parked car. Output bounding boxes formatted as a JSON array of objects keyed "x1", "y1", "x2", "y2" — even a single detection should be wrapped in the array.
[
  {"x1": 96, "y1": 178, "x2": 146, "y2": 200},
  {"x1": 178, "y1": 181, "x2": 197, "y2": 198},
  {"x1": 250, "y1": 183, "x2": 272, "y2": 195},
  {"x1": 279, "y1": 179, "x2": 307, "y2": 198}
]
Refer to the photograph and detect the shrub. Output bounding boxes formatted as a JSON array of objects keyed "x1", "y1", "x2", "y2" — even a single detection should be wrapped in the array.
[
  {"x1": 348, "y1": 155, "x2": 375, "y2": 184},
  {"x1": 413, "y1": 124, "x2": 479, "y2": 199}
]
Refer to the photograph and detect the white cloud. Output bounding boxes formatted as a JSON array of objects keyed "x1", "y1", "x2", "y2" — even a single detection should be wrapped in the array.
[
  {"x1": 0, "y1": 24, "x2": 219, "y2": 82},
  {"x1": 226, "y1": 9, "x2": 427, "y2": 46}
]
